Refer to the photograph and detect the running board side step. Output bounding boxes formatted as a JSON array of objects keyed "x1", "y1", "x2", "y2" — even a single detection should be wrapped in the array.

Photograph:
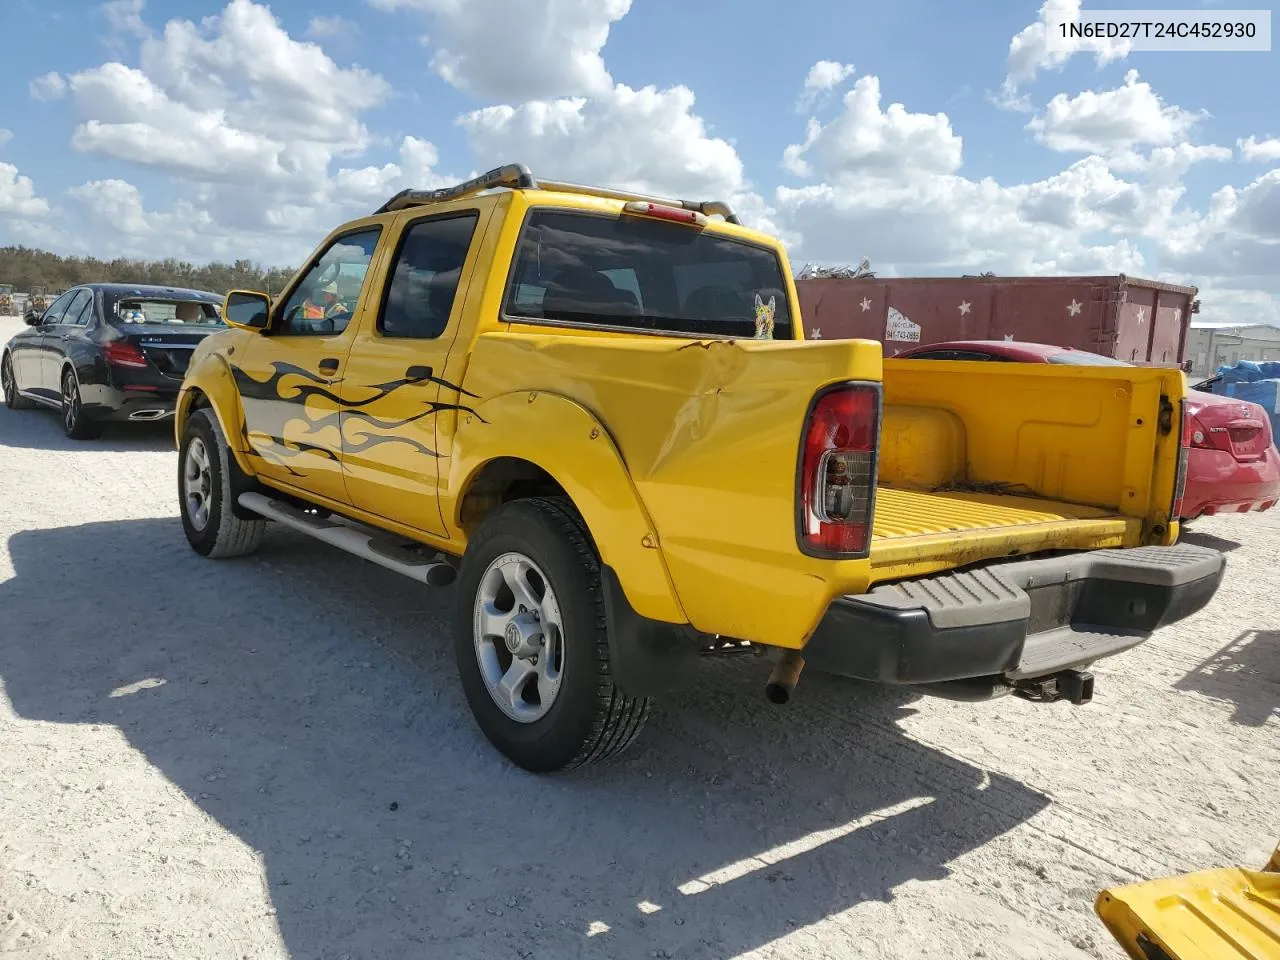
[{"x1": 237, "y1": 492, "x2": 457, "y2": 587}]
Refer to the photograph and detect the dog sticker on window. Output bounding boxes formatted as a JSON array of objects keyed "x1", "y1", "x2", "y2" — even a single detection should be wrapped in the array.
[{"x1": 753, "y1": 293, "x2": 776, "y2": 340}]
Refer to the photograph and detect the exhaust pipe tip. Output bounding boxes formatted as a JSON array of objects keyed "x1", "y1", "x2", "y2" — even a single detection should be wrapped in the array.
[
  {"x1": 128, "y1": 408, "x2": 172, "y2": 421},
  {"x1": 764, "y1": 681, "x2": 792, "y2": 705},
  {"x1": 765, "y1": 651, "x2": 805, "y2": 705}
]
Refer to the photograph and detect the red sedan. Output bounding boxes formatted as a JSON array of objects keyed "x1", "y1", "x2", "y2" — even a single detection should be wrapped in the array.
[{"x1": 894, "y1": 340, "x2": 1280, "y2": 521}]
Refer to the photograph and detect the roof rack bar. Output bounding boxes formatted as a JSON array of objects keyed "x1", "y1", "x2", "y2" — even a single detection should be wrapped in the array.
[
  {"x1": 374, "y1": 163, "x2": 537, "y2": 215},
  {"x1": 372, "y1": 163, "x2": 741, "y2": 224},
  {"x1": 537, "y1": 179, "x2": 740, "y2": 224}
]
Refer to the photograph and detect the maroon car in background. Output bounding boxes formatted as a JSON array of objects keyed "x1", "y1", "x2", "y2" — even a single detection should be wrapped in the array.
[{"x1": 893, "y1": 339, "x2": 1280, "y2": 522}]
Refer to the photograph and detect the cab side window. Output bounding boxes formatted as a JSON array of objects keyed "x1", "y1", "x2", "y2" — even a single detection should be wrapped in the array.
[
  {"x1": 378, "y1": 213, "x2": 479, "y2": 339},
  {"x1": 278, "y1": 228, "x2": 382, "y2": 337}
]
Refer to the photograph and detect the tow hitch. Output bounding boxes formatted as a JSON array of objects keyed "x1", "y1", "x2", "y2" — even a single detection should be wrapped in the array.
[{"x1": 1012, "y1": 669, "x2": 1094, "y2": 705}]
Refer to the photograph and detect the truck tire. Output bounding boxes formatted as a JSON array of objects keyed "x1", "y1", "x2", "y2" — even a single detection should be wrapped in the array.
[
  {"x1": 2, "y1": 353, "x2": 34, "y2": 409},
  {"x1": 453, "y1": 497, "x2": 651, "y2": 773},
  {"x1": 179, "y1": 408, "x2": 266, "y2": 558}
]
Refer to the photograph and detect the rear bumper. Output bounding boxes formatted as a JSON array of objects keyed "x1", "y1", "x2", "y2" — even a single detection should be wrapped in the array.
[
  {"x1": 81, "y1": 384, "x2": 178, "y2": 422},
  {"x1": 1178, "y1": 447, "x2": 1280, "y2": 519},
  {"x1": 801, "y1": 544, "x2": 1225, "y2": 691}
]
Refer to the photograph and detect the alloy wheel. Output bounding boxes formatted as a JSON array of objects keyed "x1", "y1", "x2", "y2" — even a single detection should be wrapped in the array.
[
  {"x1": 183, "y1": 437, "x2": 214, "y2": 531},
  {"x1": 472, "y1": 551, "x2": 565, "y2": 723}
]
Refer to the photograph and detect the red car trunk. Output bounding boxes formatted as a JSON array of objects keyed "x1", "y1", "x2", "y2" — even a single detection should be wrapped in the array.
[{"x1": 1186, "y1": 392, "x2": 1274, "y2": 464}]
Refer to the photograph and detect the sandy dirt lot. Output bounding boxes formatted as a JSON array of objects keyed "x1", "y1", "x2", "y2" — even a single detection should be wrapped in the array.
[{"x1": 1, "y1": 314, "x2": 1276, "y2": 959}]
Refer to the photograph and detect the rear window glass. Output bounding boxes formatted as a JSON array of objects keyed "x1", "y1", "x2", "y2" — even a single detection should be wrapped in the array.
[
  {"x1": 111, "y1": 298, "x2": 223, "y2": 326},
  {"x1": 503, "y1": 210, "x2": 794, "y2": 339},
  {"x1": 1047, "y1": 351, "x2": 1130, "y2": 366}
]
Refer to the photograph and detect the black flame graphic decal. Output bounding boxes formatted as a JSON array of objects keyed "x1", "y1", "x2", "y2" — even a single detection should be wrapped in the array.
[{"x1": 230, "y1": 361, "x2": 484, "y2": 474}]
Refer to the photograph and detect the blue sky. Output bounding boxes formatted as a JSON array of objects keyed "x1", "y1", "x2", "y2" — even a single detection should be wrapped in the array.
[{"x1": 0, "y1": 0, "x2": 1277, "y2": 323}]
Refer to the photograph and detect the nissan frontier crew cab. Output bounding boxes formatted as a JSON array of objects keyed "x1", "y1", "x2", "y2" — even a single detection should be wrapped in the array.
[{"x1": 174, "y1": 163, "x2": 1225, "y2": 773}]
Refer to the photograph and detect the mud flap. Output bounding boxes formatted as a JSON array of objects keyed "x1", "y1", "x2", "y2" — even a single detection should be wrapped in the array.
[{"x1": 600, "y1": 565, "x2": 700, "y2": 697}]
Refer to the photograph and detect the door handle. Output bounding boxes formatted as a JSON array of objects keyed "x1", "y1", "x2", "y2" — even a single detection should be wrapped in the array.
[{"x1": 317, "y1": 357, "x2": 339, "y2": 375}]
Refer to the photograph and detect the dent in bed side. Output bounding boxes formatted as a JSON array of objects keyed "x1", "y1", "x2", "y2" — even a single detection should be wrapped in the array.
[
  {"x1": 457, "y1": 331, "x2": 885, "y2": 649},
  {"x1": 446, "y1": 389, "x2": 689, "y2": 627}
]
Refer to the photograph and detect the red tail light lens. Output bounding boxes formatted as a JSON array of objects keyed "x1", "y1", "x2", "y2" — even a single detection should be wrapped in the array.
[
  {"x1": 797, "y1": 383, "x2": 880, "y2": 558},
  {"x1": 104, "y1": 341, "x2": 148, "y2": 368},
  {"x1": 1184, "y1": 411, "x2": 1211, "y2": 449}
]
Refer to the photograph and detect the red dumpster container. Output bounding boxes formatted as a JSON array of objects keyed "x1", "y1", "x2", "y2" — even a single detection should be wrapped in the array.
[{"x1": 795, "y1": 275, "x2": 1200, "y2": 366}]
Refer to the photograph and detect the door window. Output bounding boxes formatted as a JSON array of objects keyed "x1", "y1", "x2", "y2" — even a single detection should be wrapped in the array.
[
  {"x1": 277, "y1": 228, "x2": 382, "y2": 336},
  {"x1": 40, "y1": 291, "x2": 77, "y2": 326},
  {"x1": 378, "y1": 213, "x2": 479, "y2": 339},
  {"x1": 62, "y1": 289, "x2": 93, "y2": 327}
]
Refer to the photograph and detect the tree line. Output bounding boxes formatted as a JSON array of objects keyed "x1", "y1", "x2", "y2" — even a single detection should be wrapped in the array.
[{"x1": 0, "y1": 246, "x2": 297, "y2": 296}]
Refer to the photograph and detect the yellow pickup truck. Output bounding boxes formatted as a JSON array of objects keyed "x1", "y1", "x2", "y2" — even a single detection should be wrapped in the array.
[{"x1": 174, "y1": 164, "x2": 1225, "y2": 772}]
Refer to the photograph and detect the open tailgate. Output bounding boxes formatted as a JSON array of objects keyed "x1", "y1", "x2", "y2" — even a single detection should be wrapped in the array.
[{"x1": 1096, "y1": 844, "x2": 1280, "y2": 959}]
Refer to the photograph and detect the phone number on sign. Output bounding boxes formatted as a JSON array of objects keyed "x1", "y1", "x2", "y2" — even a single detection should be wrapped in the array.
[{"x1": 1063, "y1": 20, "x2": 1257, "y2": 38}]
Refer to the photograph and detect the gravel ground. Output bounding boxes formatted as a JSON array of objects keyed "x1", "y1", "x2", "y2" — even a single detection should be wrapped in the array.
[{"x1": 1, "y1": 314, "x2": 1276, "y2": 960}]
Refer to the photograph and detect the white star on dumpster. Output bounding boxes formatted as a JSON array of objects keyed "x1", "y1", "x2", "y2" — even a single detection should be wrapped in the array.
[
  {"x1": 959, "y1": 301, "x2": 971, "y2": 316},
  {"x1": 810, "y1": 328, "x2": 823, "y2": 339},
  {"x1": 1067, "y1": 300, "x2": 1082, "y2": 316},
  {"x1": 860, "y1": 297, "x2": 872, "y2": 311}
]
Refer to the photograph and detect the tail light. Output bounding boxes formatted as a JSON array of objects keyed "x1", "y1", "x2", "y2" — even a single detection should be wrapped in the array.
[
  {"x1": 104, "y1": 341, "x2": 148, "y2": 368},
  {"x1": 1185, "y1": 411, "x2": 1218, "y2": 451},
  {"x1": 796, "y1": 382, "x2": 880, "y2": 558}
]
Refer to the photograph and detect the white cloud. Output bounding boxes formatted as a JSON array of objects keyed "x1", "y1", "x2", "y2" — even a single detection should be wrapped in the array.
[
  {"x1": 782, "y1": 75, "x2": 962, "y2": 180},
  {"x1": 1190, "y1": 285, "x2": 1280, "y2": 327},
  {"x1": 306, "y1": 14, "x2": 357, "y2": 39},
  {"x1": 0, "y1": 163, "x2": 51, "y2": 218},
  {"x1": 775, "y1": 70, "x2": 1201, "y2": 279},
  {"x1": 458, "y1": 79, "x2": 783, "y2": 239},
  {"x1": 37, "y1": 0, "x2": 453, "y2": 263},
  {"x1": 1028, "y1": 70, "x2": 1205, "y2": 154},
  {"x1": 0, "y1": 129, "x2": 12, "y2": 145},
  {"x1": 776, "y1": 67, "x2": 1277, "y2": 325},
  {"x1": 797, "y1": 60, "x2": 855, "y2": 110},
  {"x1": 1172, "y1": 170, "x2": 1280, "y2": 260},
  {"x1": 369, "y1": 0, "x2": 630, "y2": 100},
  {"x1": 30, "y1": 71, "x2": 67, "y2": 101},
  {"x1": 67, "y1": 178, "x2": 167, "y2": 235},
  {"x1": 775, "y1": 164, "x2": 1152, "y2": 278},
  {"x1": 130, "y1": 0, "x2": 388, "y2": 147},
  {"x1": 998, "y1": 0, "x2": 1130, "y2": 109},
  {"x1": 102, "y1": 0, "x2": 147, "y2": 38},
  {"x1": 1108, "y1": 142, "x2": 1233, "y2": 183},
  {"x1": 61, "y1": 2, "x2": 395, "y2": 188},
  {"x1": 1238, "y1": 135, "x2": 1280, "y2": 163},
  {"x1": 62, "y1": 134, "x2": 451, "y2": 263},
  {"x1": 459, "y1": 82, "x2": 747, "y2": 204}
]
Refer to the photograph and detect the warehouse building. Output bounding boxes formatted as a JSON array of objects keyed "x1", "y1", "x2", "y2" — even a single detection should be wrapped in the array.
[{"x1": 1185, "y1": 321, "x2": 1280, "y2": 378}]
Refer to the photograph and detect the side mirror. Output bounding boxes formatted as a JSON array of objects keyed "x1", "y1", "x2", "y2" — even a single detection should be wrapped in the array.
[{"x1": 223, "y1": 290, "x2": 271, "y2": 331}]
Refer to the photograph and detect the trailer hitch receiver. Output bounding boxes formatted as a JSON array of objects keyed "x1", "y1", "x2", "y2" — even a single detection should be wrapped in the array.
[{"x1": 1012, "y1": 669, "x2": 1094, "y2": 706}]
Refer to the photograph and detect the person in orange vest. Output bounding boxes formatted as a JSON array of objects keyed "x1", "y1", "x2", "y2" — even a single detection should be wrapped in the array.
[{"x1": 302, "y1": 281, "x2": 341, "y2": 320}]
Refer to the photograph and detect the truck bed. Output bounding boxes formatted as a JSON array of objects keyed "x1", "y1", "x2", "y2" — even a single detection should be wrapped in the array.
[{"x1": 870, "y1": 487, "x2": 1139, "y2": 582}]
